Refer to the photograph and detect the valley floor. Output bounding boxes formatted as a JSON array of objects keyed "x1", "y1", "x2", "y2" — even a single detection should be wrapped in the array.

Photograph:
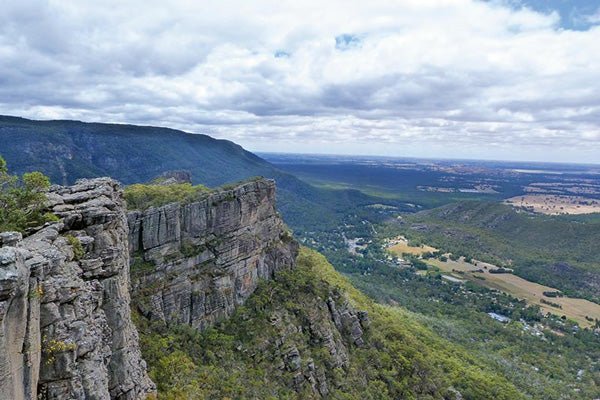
[
  {"x1": 387, "y1": 238, "x2": 600, "y2": 327},
  {"x1": 427, "y1": 257, "x2": 600, "y2": 328}
]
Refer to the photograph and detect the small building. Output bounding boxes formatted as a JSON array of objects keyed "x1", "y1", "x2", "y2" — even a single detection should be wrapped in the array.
[
  {"x1": 488, "y1": 312, "x2": 510, "y2": 323},
  {"x1": 441, "y1": 275, "x2": 465, "y2": 284}
]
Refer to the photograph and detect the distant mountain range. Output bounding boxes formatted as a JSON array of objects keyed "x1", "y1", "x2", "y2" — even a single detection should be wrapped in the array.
[
  {"x1": 0, "y1": 115, "x2": 391, "y2": 231},
  {"x1": 0, "y1": 115, "x2": 278, "y2": 186}
]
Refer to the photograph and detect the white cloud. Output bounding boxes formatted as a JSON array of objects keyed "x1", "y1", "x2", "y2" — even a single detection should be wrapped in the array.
[
  {"x1": 0, "y1": 0, "x2": 599, "y2": 163},
  {"x1": 580, "y1": 6, "x2": 600, "y2": 25}
]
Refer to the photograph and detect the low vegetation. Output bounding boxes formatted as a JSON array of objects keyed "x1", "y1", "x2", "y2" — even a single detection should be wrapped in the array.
[
  {"x1": 65, "y1": 235, "x2": 84, "y2": 260},
  {"x1": 504, "y1": 194, "x2": 600, "y2": 215},
  {"x1": 344, "y1": 254, "x2": 600, "y2": 399},
  {"x1": 425, "y1": 256, "x2": 600, "y2": 327},
  {"x1": 124, "y1": 182, "x2": 210, "y2": 210},
  {"x1": 300, "y1": 216, "x2": 600, "y2": 398},
  {"x1": 391, "y1": 201, "x2": 600, "y2": 303},
  {"x1": 42, "y1": 338, "x2": 77, "y2": 365}
]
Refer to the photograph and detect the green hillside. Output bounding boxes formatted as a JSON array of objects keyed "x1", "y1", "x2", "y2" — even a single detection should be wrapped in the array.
[
  {"x1": 0, "y1": 115, "x2": 269, "y2": 186},
  {"x1": 136, "y1": 247, "x2": 524, "y2": 400},
  {"x1": 394, "y1": 201, "x2": 600, "y2": 302},
  {"x1": 0, "y1": 115, "x2": 400, "y2": 232}
]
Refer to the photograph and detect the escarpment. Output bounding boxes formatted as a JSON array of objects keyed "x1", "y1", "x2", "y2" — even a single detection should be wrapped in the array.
[
  {"x1": 0, "y1": 177, "x2": 299, "y2": 399},
  {"x1": 127, "y1": 178, "x2": 299, "y2": 330},
  {"x1": 0, "y1": 179, "x2": 154, "y2": 400}
]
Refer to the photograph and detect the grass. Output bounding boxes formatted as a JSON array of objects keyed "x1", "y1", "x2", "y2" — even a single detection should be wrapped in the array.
[
  {"x1": 505, "y1": 194, "x2": 600, "y2": 215},
  {"x1": 65, "y1": 235, "x2": 84, "y2": 260}
]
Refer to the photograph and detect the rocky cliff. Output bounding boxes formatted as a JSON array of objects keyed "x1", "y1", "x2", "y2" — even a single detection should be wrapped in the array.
[
  {"x1": 0, "y1": 177, "x2": 299, "y2": 399},
  {"x1": 127, "y1": 178, "x2": 299, "y2": 330},
  {"x1": 0, "y1": 179, "x2": 154, "y2": 400}
]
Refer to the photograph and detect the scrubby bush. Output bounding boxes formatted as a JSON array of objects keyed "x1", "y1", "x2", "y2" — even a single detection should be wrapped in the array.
[
  {"x1": 0, "y1": 156, "x2": 54, "y2": 232},
  {"x1": 136, "y1": 248, "x2": 524, "y2": 400},
  {"x1": 66, "y1": 235, "x2": 84, "y2": 260},
  {"x1": 124, "y1": 183, "x2": 210, "y2": 210}
]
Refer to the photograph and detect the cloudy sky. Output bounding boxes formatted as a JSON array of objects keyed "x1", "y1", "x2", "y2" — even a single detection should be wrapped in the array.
[{"x1": 2, "y1": 0, "x2": 600, "y2": 163}]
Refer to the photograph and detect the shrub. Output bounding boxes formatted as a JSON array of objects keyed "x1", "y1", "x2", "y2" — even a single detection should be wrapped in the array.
[
  {"x1": 28, "y1": 284, "x2": 45, "y2": 299},
  {"x1": 180, "y1": 239, "x2": 205, "y2": 258},
  {"x1": 540, "y1": 298, "x2": 562, "y2": 309},
  {"x1": 0, "y1": 156, "x2": 54, "y2": 232},
  {"x1": 124, "y1": 183, "x2": 210, "y2": 210},
  {"x1": 135, "y1": 247, "x2": 526, "y2": 400},
  {"x1": 542, "y1": 291, "x2": 563, "y2": 298},
  {"x1": 66, "y1": 235, "x2": 84, "y2": 260},
  {"x1": 43, "y1": 338, "x2": 77, "y2": 364}
]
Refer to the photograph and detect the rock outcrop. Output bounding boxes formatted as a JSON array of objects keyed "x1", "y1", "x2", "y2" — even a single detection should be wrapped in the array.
[
  {"x1": 240, "y1": 282, "x2": 370, "y2": 398},
  {"x1": 0, "y1": 176, "x2": 299, "y2": 399},
  {"x1": 0, "y1": 179, "x2": 155, "y2": 400},
  {"x1": 155, "y1": 170, "x2": 192, "y2": 185},
  {"x1": 128, "y1": 178, "x2": 299, "y2": 330}
]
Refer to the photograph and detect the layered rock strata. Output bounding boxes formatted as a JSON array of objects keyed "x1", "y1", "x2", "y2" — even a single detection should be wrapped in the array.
[
  {"x1": 128, "y1": 178, "x2": 299, "y2": 330},
  {"x1": 0, "y1": 179, "x2": 154, "y2": 400},
  {"x1": 0, "y1": 176, "x2": 298, "y2": 399}
]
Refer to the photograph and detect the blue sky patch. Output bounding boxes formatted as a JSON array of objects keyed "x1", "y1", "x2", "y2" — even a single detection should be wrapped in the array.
[
  {"x1": 489, "y1": 0, "x2": 600, "y2": 30},
  {"x1": 274, "y1": 50, "x2": 290, "y2": 58},
  {"x1": 335, "y1": 34, "x2": 362, "y2": 50}
]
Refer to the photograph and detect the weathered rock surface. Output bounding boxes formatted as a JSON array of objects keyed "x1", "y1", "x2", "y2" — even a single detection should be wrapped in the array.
[
  {"x1": 155, "y1": 170, "x2": 192, "y2": 185},
  {"x1": 128, "y1": 178, "x2": 299, "y2": 330},
  {"x1": 1, "y1": 176, "x2": 299, "y2": 399},
  {"x1": 255, "y1": 287, "x2": 369, "y2": 398},
  {"x1": 0, "y1": 178, "x2": 155, "y2": 400}
]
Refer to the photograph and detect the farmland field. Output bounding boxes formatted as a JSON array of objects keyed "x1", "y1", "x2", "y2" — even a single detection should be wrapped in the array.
[
  {"x1": 427, "y1": 258, "x2": 600, "y2": 327},
  {"x1": 505, "y1": 194, "x2": 600, "y2": 215},
  {"x1": 385, "y1": 238, "x2": 600, "y2": 327},
  {"x1": 387, "y1": 236, "x2": 437, "y2": 256}
]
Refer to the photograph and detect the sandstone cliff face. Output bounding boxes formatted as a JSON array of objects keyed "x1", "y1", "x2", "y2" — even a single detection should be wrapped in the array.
[
  {"x1": 0, "y1": 177, "x2": 298, "y2": 399},
  {"x1": 0, "y1": 179, "x2": 154, "y2": 400},
  {"x1": 127, "y1": 178, "x2": 299, "y2": 330}
]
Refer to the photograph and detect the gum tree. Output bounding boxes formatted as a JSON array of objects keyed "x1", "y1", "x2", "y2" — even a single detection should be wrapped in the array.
[{"x1": 0, "y1": 156, "x2": 55, "y2": 232}]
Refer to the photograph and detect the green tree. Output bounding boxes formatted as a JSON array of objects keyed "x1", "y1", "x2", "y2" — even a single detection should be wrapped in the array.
[{"x1": 0, "y1": 156, "x2": 54, "y2": 232}]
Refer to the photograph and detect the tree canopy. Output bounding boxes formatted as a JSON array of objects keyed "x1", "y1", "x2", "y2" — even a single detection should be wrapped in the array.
[{"x1": 0, "y1": 156, "x2": 55, "y2": 232}]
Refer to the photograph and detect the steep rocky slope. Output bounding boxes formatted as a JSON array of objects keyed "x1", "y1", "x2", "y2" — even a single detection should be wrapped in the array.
[
  {"x1": 0, "y1": 177, "x2": 299, "y2": 399},
  {"x1": 127, "y1": 178, "x2": 299, "y2": 330},
  {"x1": 138, "y1": 248, "x2": 525, "y2": 399},
  {"x1": 1, "y1": 176, "x2": 528, "y2": 399},
  {"x1": 0, "y1": 179, "x2": 154, "y2": 400}
]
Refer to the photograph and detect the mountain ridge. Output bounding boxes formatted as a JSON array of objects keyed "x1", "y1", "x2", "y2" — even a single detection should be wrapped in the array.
[
  {"x1": 0, "y1": 114, "x2": 395, "y2": 233},
  {"x1": 0, "y1": 115, "x2": 269, "y2": 186}
]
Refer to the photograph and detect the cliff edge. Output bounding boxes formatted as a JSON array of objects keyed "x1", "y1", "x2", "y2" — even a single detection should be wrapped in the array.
[
  {"x1": 0, "y1": 177, "x2": 298, "y2": 399},
  {"x1": 0, "y1": 179, "x2": 154, "y2": 400},
  {"x1": 127, "y1": 178, "x2": 299, "y2": 330}
]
